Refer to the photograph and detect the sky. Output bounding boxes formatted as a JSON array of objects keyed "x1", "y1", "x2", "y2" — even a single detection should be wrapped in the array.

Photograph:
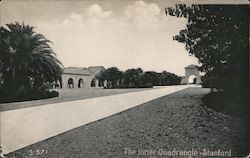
[{"x1": 0, "y1": 0, "x2": 202, "y2": 76}]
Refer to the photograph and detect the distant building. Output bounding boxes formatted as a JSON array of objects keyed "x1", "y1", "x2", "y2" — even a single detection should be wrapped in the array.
[
  {"x1": 0, "y1": 66, "x2": 106, "y2": 89},
  {"x1": 60, "y1": 66, "x2": 106, "y2": 89},
  {"x1": 180, "y1": 64, "x2": 202, "y2": 84}
]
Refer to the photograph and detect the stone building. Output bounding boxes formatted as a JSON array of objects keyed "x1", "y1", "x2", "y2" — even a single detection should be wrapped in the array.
[
  {"x1": 61, "y1": 66, "x2": 105, "y2": 89},
  {"x1": 180, "y1": 64, "x2": 202, "y2": 84}
]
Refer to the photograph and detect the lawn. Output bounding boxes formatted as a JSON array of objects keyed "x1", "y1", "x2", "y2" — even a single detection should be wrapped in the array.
[
  {"x1": 6, "y1": 87, "x2": 249, "y2": 158},
  {"x1": 0, "y1": 87, "x2": 152, "y2": 111}
]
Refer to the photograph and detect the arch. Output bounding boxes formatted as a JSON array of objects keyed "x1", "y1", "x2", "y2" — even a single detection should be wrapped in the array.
[
  {"x1": 91, "y1": 78, "x2": 96, "y2": 87},
  {"x1": 185, "y1": 65, "x2": 201, "y2": 84},
  {"x1": 68, "y1": 78, "x2": 74, "y2": 88},
  {"x1": 193, "y1": 78, "x2": 197, "y2": 84},
  {"x1": 78, "y1": 78, "x2": 84, "y2": 88},
  {"x1": 188, "y1": 75, "x2": 197, "y2": 84},
  {"x1": 98, "y1": 80, "x2": 104, "y2": 87}
]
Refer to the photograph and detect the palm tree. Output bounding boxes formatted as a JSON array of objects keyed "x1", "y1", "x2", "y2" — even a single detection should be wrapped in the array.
[{"x1": 0, "y1": 22, "x2": 63, "y2": 99}]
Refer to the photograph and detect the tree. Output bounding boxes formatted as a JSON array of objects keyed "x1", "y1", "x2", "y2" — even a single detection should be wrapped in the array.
[
  {"x1": 99, "y1": 67, "x2": 123, "y2": 88},
  {"x1": 123, "y1": 68, "x2": 143, "y2": 88},
  {"x1": 166, "y1": 5, "x2": 249, "y2": 121},
  {"x1": 165, "y1": 5, "x2": 248, "y2": 93},
  {"x1": 0, "y1": 22, "x2": 62, "y2": 100},
  {"x1": 141, "y1": 72, "x2": 153, "y2": 85},
  {"x1": 99, "y1": 67, "x2": 180, "y2": 88},
  {"x1": 144, "y1": 71, "x2": 161, "y2": 86},
  {"x1": 161, "y1": 71, "x2": 181, "y2": 85}
]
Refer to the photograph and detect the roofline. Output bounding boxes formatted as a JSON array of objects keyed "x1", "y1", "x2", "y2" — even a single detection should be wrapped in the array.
[
  {"x1": 184, "y1": 65, "x2": 198, "y2": 69},
  {"x1": 63, "y1": 73, "x2": 90, "y2": 76},
  {"x1": 91, "y1": 68, "x2": 104, "y2": 74},
  {"x1": 87, "y1": 66, "x2": 105, "y2": 74},
  {"x1": 185, "y1": 67, "x2": 198, "y2": 69},
  {"x1": 88, "y1": 66, "x2": 105, "y2": 68}
]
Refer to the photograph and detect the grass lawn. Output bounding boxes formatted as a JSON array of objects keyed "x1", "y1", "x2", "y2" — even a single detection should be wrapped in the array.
[
  {"x1": 6, "y1": 87, "x2": 249, "y2": 158},
  {"x1": 0, "y1": 87, "x2": 152, "y2": 111}
]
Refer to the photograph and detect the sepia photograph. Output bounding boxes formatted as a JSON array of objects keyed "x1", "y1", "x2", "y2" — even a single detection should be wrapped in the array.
[{"x1": 0, "y1": 0, "x2": 249, "y2": 157}]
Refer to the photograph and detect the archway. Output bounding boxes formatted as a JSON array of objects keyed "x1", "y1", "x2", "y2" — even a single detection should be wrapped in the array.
[
  {"x1": 188, "y1": 75, "x2": 197, "y2": 84},
  {"x1": 91, "y1": 78, "x2": 96, "y2": 87},
  {"x1": 78, "y1": 79, "x2": 84, "y2": 88},
  {"x1": 68, "y1": 78, "x2": 74, "y2": 88},
  {"x1": 193, "y1": 78, "x2": 197, "y2": 84}
]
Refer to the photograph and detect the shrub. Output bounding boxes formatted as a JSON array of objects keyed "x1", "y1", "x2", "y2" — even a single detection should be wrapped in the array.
[
  {"x1": 202, "y1": 91, "x2": 248, "y2": 119},
  {"x1": 137, "y1": 83, "x2": 153, "y2": 88},
  {"x1": 0, "y1": 87, "x2": 59, "y2": 104},
  {"x1": 201, "y1": 71, "x2": 217, "y2": 88},
  {"x1": 49, "y1": 90, "x2": 59, "y2": 98}
]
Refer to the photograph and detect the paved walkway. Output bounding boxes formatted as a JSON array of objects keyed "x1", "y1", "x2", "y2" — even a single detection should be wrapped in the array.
[{"x1": 1, "y1": 85, "x2": 194, "y2": 155}]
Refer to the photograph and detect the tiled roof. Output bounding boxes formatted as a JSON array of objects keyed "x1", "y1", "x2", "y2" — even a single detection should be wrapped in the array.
[
  {"x1": 184, "y1": 64, "x2": 198, "y2": 69},
  {"x1": 63, "y1": 67, "x2": 91, "y2": 75},
  {"x1": 87, "y1": 66, "x2": 105, "y2": 74}
]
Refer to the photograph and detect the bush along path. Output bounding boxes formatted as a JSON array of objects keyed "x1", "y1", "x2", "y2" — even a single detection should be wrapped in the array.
[{"x1": 6, "y1": 87, "x2": 249, "y2": 158}]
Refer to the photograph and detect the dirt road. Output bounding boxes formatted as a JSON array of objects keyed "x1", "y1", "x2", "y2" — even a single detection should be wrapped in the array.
[{"x1": 6, "y1": 87, "x2": 248, "y2": 158}]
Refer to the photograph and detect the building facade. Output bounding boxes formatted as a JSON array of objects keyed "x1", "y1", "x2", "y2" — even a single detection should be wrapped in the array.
[
  {"x1": 60, "y1": 66, "x2": 106, "y2": 89},
  {"x1": 180, "y1": 64, "x2": 202, "y2": 84}
]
